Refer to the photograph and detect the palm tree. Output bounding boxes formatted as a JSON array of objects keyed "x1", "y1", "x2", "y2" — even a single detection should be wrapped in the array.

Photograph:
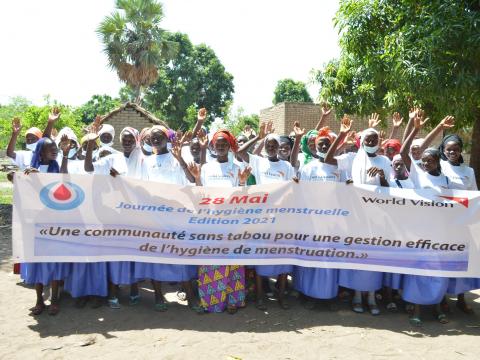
[{"x1": 97, "y1": 0, "x2": 178, "y2": 103}]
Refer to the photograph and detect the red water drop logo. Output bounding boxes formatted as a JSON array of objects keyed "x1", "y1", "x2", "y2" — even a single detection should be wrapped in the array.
[{"x1": 53, "y1": 184, "x2": 72, "y2": 201}]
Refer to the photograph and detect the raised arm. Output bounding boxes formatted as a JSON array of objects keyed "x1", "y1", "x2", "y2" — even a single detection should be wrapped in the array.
[
  {"x1": 402, "y1": 107, "x2": 417, "y2": 144},
  {"x1": 83, "y1": 116, "x2": 102, "y2": 173},
  {"x1": 187, "y1": 163, "x2": 202, "y2": 186},
  {"x1": 171, "y1": 138, "x2": 195, "y2": 183},
  {"x1": 42, "y1": 107, "x2": 61, "y2": 139},
  {"x1": 389, "y1": 112, "x2": 403, "y2": 140},
  {"x1": 419, "y1": 115, "x2": 455, "y2": 153},
  {"x1": 290, "y1": 121, "x2": 305, "y2": 167},
  {"x1": 192, "y1": 108, "x2": 207, "y2": 138},
  {"x1": 58, "y1": 134, "x2": 70, "y2": 174},
  {"x1": 6, "y1": 118, "x2": 22, "y2": 160},
  {"x1": 315, "y1": 104, "x2": 332, "y2": 131},
  {"x1": 400, "y1": 112, "x2": 429, "y2": 172},
  {"x1": 237, "y1": 122, "x2": 266, "y2": 163},
  {"x1": 325, "y1": 116, "x2": 353, "y2": 165},
  {"x1": 198, "y1": 130, "x2": 208, "y2": 165}
]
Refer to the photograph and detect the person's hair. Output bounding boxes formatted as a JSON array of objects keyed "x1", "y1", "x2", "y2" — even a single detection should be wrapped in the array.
[{"x1": 423, "y1": 147, "x2": 442, "y2": 172}]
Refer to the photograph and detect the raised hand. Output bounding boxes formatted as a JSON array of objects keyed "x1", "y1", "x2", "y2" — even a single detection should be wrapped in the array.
[
  {"x1": 409, "y1": 107, "x2": 418, "y2": 121},
  {"x1": 368, "y1": 113, "x2": 381, "y2": 128},
  {"x1": 197, "y1": 108, "x2": 207, "y2": 122},
  {"x1": 367, "y1": 167, "x2": 385, "y2": 179},
  {"x1": 340, "y1": 115, "x2": 353, "y2": 134},
  {"x1": 170, "y1": 141, "x2": 183, "y2": 161},
  {"x1": 414, "y1": 110, "x2": 429, "y2": 129},
  {"x1": 321, "y1": 103, "x2": 332, "y2": 117},
  {"x1": 265, "y1": 120, "x2": 275, "y2": 135},
  {"x1": 48, "y1": 107, "x2": 61, "y2": 123},
  {"x1": 392, "y1": 112, "x2": 403, "y2": 128},
  {"x1": 293, "y1": 121, "x2": 305, "y2": 139},
  {"x1": 12, "y1": 117, "x2": 22, "y2": 134},
  {"x1": 258, "y1": 122, "x2": 267, "y2": 139},
  {"x1": 198, "y1": 131, "x2": 209, "y2": 149},
  {"x1": 238, "y1": 166, "x2": 252, "y2": 185},
  {"x1": 179, "y1": 130, "x2": 193, "y2": 145},
  {"x1": 109, "y1": 167, "x2": 120, "y2": 177},
  {"x1": 59, "y1": 134, "x2": 71, "y2": 155},
  {"x1": 440, "y1": 115, "x2": 455, "y2": 129},
  {"x1": 187, "y1": 162, "x2": 201, "y2": 180}
]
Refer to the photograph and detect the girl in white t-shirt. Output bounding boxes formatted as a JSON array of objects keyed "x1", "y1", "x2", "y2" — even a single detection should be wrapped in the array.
[
  {"x1": 6, "y1": 117, "x2": 43, "y2": 170},
  {"x1": 237, "y1": 126, "x2": 295, "y2": 310}
]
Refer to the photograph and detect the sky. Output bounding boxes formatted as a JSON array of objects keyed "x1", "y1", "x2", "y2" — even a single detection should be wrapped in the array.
[{"x1": 0, "y1": 0, "x2": 340, "y2": 114}]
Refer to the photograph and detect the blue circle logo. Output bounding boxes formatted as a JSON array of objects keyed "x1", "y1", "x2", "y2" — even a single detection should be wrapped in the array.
[{"x1": 39, "y1": 182, "x2": 85, "y2": 210}]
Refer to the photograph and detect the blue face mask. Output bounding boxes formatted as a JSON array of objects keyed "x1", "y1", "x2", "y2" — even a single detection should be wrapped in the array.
[
  {"x1": 316, "y1": 151, "x2": 326, "y2": 159},
  {"x1": 68, "y1": 148, "x2": 77, "y2": 159},
  {"x1": 143, "y1": 143, "x2": 153, "y2": 153},
  {"x1": 363, "y1": 144, "x2": 379, "y2": 154}
]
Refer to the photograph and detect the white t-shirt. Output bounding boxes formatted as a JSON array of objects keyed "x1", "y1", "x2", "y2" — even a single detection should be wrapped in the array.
[
  {"x1": 352, "y1": 154, "x2": 392, "y2": 186},
  {"x1": 66, "y1": 159, "x2": 86, "y2": 175},
  {"x1": 143, "y1": 152, "x2": 187, "y2": 185},
  {"x1": 335, "y1": 152, "x2": 356, "y2": 181},
  {"x1": 440, "y1": 160, "x2": 477, "y2": 191},
  {"x1": 409, "y1": 162, "x2": 450, "y2": 190},
  {"x1": 9, "y1": 150, "x2": 33, "y2": 170},
  {"x1": 201, "y1": 161, "x2": 240, "y2": 187},
  {"x1": 389, "y1": 178, "x2": 415, "y2": 189},
  {"x1": 249, "y1": 154, "x2": 294, "y2": 185},
  {"x1": 93, "y1": 153, "x2": 144, "y2": 179},
  {"x1": 300, "y1": 161, "x2": 340, "y2": 183},
  {"x1": 38, "y1": 165, "x2": 49, "y2": 173}
]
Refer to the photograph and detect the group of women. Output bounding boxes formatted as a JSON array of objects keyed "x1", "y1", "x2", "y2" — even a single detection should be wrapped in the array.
[{"x1": 6, "y1": 105, "x2": 477, "y2": 326}]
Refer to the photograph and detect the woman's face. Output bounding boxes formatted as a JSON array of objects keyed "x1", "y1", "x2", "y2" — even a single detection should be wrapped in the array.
[
  {"x1": 421, "y1": 152, "x2": 439, "y2": 173},
  {"x1": 363, "y1": 133, "x2": 379, "y2": 148},
  {"x1": 41, "y1": 141, "x2": 58, "y2": 161},
  {"x1": 190, "y1": 139, "x2": 201, "y2": 157},
  {"x1": 100, "y1": 133, "x2": 113, "y2": 144},
  {"x1": 150, "y1": 129, "x2": 168, "y2": 152},
  {"x1": 278, "y1": 141, "x2": 292, "y2": 160},
  {"x1": 392, "y1": 158, "x2": 406, "y2": 176},
  {"x1": 142, "y1": 133, "x2": 152, "y2": 146},
  {"x1": 214, "y1": 136, "x2": 230, "y2": 157},
  {"x1": 444, "y1": 141, "x2": 462, "y2": 164},
  {"x1": 410, "y1": 145, "x2": 422, "y2": 160},
  {"x1": 121, "y1": 132, "x2": 136, "y2": 153},
  {"x1": 307, "y1": 136, "x2": 316, "y2": 154},
  {"x1": 26, "y1": 134, "x2": 39, "y2": 145},
  {"x1": 316, "y1": 137, "x2": 331, "y2": 154},
  {"x1": 265, "y1": 139, "x2": 279, "y2": 158}
]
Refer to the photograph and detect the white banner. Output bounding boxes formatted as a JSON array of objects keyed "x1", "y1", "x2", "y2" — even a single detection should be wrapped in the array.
[{"x1": 12, "y1": 173, "x2": 480, "y2": 277}]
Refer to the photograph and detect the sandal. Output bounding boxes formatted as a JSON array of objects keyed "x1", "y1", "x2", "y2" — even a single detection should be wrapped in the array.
[
  {"x1": 409, "y1": 316, "x2": 423, "y2": 327},
  {"x1": 352, "y1": 303, "x2": 364, "y2": 313},
  {"x1": 48, "y1": 303, "x2": 60, "y2": 316},
  {"x1": 255, "y1": 298, "x2": 267, "y2": 311},
  {"x1": 108, "y1": 297, "x2": 121, "y2": 309},
  {"x1": 129, "y1": 294, "x2": 140, "y2": 306},
  {"x1": 154, "y1": 302, "x2": 168, "y2": 312},
  {"x1": 31, "y1": 304, "x2": 45, "y2": 316},
  {"x1": 436, "y1": 313, "x2": 449, "y2": 324},
  {"x1": 457, "y1": 300, "x2": 475, "y2": 315},
  {"x1": 369, "y1": 304, "x2": 380, "y2": 316},
  {"x1": 386, "y1": 302, "x2": 398, "y2": 312}
]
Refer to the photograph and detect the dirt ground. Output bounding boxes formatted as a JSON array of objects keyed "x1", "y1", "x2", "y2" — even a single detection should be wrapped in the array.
[{"x1": 1, "y1": 205, "x2": 480, "y2": 360}]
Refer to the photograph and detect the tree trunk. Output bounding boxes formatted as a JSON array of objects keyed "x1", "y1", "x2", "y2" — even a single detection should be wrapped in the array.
[{"x1": 470, "y1": 110, "x2": 480, "y2": 189}]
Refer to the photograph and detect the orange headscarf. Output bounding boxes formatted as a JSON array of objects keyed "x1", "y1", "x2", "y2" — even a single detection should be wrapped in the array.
[
  {"x1": 315, "y1": 126, "x2": 335, "y2": 145},
  {"x1": 212, "y1": 129, "x2": 238, "y2": 152}
]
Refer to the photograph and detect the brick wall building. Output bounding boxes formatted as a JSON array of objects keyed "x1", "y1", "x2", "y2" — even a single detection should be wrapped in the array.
[
  {"x1": 260, "y1": 102, "x2": 441, "y2": 145},
  {"x1": 101, "y1": 103, "x2": 168, "y2": 151}
]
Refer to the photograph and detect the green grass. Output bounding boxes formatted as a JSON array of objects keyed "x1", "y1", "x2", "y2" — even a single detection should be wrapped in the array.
[{"x1": 0, "y1": 172, "x2": 13, "y2": 205}]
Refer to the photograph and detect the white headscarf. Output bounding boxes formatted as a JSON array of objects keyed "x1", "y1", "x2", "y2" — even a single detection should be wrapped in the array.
[
  {"x1": 265, "y1": 134, "x2": 281, "y2": 145},
  {"x1": 352, "y1": 128, "x2": 379, "y2": 185},
  {"x1": 120, "y1": 127, "x2": 144, "y2": 179},
  {"x1": 99, "y1": 124, "x2": 115, "y2": 146},
  {"x1": 55, "y1": 127, "x2": 79, "y2": 147}
]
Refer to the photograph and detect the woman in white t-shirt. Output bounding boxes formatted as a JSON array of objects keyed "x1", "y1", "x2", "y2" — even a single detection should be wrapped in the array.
[
  {"x1": 400, "y1": 113, "x2": 452, "y2": 325},
  {"x1": 189, "y1": 130, "x2": 250, "y2": 314},
  {"x1": 6, "y1": 117, "x2": 43, "y2": 170},
  {"x1": 438, "y1": 134, "x2": 478, "y2": 315},
  {"x1": 237, "y1": 126, "x2": 295, "y2": 310},
  {"x1": 136, "y1": 125, "x2": 201, "y2": 312},
  {"x1": 339, "y1": 126, "x2": 391, "y2": 316},
  {"x1": 84, "y1": 126, "x2": 144, "y2": 308}
]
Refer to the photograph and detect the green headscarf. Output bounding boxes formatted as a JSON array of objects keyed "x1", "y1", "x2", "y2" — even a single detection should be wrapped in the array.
[{"x1": 300, "y1": 130, "x2": 319, "y2": 164}]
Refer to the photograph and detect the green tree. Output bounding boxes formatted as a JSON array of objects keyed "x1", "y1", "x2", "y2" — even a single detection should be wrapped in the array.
[
  {"x1": 97, "y1": 0, "x2": 178, "y2": 103},
  {"x1": 75, "y1": 94, "x2": 121, "y2": 123},
  {"x1": 273, "y1": 79, "x2": 313, "y2": 104},
  {"x1": 314, "y1": 1, "x2": 480, "y2": 183},
  {"x1": 141, "y1": 32, "x2": 234, "y2": 130}
]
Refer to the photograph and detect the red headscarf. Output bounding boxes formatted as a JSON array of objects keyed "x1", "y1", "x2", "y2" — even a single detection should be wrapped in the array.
[
  {"x1": 315, "y1": 126, "x2": 335, "y2": 146},
  {"x1": 212, "y1": 129, "x2": 238, "y2": 152},
  {"x1": 383, "y1": 139, "x2": 401, "y2": 155}
]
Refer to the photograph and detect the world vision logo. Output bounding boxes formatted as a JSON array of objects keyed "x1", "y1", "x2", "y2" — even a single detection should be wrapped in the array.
[
  {"x1": 39, "y1": 182, "x2": 85, "y2": 210},
  {"x1": 437, "y1": 196, "x2": 469, "y2": 208}
]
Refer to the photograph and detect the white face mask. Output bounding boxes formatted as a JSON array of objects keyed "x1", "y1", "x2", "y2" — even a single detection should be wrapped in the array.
[
  {"x1": 363, "y1": 144, "x2": 379, "y2": 154},
  {"x1": 142, "y1": 143, "x2": 153, "y2": 153},
  {"x1": 316, "y1": 151, "x2": 326, "y2": 159},
  {"x1": 68, "y1": 148, "x2": 77, "y2": 159},
  {"x1": 81, "y1": 149, "x2": 87, "y2": 156},
  {"x1": 26, "y1": 142, "x2": 37, "y2": 151},
  {"x1": 101, "y1": 141, "x2": 114, "y2": 147}
]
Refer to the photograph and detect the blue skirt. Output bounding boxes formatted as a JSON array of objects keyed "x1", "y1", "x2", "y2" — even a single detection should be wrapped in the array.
[
  {"x1": 447, "y1": 278, "x2": 480, "y2": 295},
  {"x1": 134, "y1": 263, "x2": 197, "y2": 282},
  {"x1": 21, "y1": 262, "x2": 71, "y2": 286},
  {"x1": 402, "y1": 275, "x2": 449, "y2": 305},
  {"x1": 64, "y1": 263, "x2": 108, "y2": 298},
  {"x1": 338, "y1": 270, "x2": 383, "y2": 292},
  {"x1": 108, "y1": 261, "x2": 135, "y2": 285},
  {"x1": 293, "y1": 266, "x2": 338, "y2": 299},
  {"x1": 255, "y1": 265, "x2": 293, "y2": 277},
  {"x1": 383, "y1": 273, "x2": 403, "y2": 290}
]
